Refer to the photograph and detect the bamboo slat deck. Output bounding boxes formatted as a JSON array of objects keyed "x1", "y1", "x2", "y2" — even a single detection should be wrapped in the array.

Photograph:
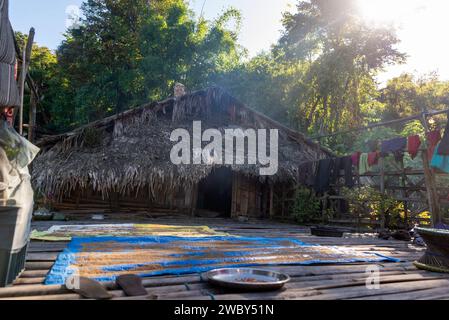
[{"x1": 1, "y1": 218, "x2": 448, "y2": 300}]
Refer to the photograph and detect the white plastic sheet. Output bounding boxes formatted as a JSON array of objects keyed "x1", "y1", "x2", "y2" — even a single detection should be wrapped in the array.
[{"x1": 0, "y1": 120, "x2": 39, "y2": 251}]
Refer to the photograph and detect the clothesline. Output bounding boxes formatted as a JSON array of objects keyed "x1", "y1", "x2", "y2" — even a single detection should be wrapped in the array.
[
  {"x1": 312, "y1": 109, "x2": 449, "y2": 141},
  {"x1": 300, "y1": 124, "x2": 449, "y2": 193}
]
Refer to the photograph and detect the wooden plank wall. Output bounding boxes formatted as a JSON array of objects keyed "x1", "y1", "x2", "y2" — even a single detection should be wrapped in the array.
[
  {"x1": 49, "y1": 185, "x2": 193, "y2": 214},
  {"x1": 230, "y1": 173, "x2": 269, "y2": 218},
  {"x1": 47, "y1": 172, "x2": 281, "y2": 219}
]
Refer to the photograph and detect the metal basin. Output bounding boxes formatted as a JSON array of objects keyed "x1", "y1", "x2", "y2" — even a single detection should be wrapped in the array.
[{"x1": 205, "y1": 268, "x2": 290, "y2": 291}]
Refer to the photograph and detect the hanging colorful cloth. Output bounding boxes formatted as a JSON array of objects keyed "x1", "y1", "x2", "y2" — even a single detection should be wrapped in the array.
[
  {"x1": 359, "y1": 153, "x2": 370, "y2": 175},
  {"x1": 351, "y1": 152, "x2": 361, "y2": 166},
  {"x1": 368, "y1": 151, "x2": 379, "y2": 166},
  {"x1": 426, "y1": 130, "x2": 441, "y2": 159},
  {"x1": 331, "y1": 156, "x2": 354, "y2": 188},
  {"x1": 431, "y1": 142, "x2": 449, "y2": 174},
  {"x1": 437, "y1": 118, "x2": 449, "y2": 156},
  {"x1": 313, "y1": 158, "x2": 335, "y2": 193},
  {"x1": 381, "y1": 137, "x2": 407, "y2": 162},
  {"x1": 407, "y1": 135, "x2": 421, "y2": 159}
]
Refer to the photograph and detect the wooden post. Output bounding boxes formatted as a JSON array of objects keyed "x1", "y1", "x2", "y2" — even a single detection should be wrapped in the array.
[
  {"x1": 399, "y1": 157, "x2": 408, "y2": 225},
  {"x1": 420, "y1": 115, "x2": 441, "y2": 226},
  {"x1": 269, "y1": 184, "x2": 274, "y2": 219},
  {"x1": 422, "y1": 151, "x2": 440, "y2": 226},
  {"x1": 231, "y1": 173, "x2": 237, "y2": 217},
  {"x1": 28, "y1": 91, "x2": 37, "y2": 142},
  {"x1": 146, "y1": 185, "x2": 153, "y2": 213},
  {"x1": 379, "y1": 157, "x2": 386, "y2": 230},
  {"x1": 281, "y1": 185, "x2": 286, "y2": 218},
  {"x1": 421, "y1": 112, "x2": 430, "y2": 132},
  {"x1": 17, "y1": 28, "x2": 35, "y2": 135},
  {"x1": 190, "y1": 183, "x2": 198, "y2": 217}
]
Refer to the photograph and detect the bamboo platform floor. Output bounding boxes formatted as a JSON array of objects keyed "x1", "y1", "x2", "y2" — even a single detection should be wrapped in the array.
[{"x1": 1, "y1": 217, "x2": 449, "y2": 300}]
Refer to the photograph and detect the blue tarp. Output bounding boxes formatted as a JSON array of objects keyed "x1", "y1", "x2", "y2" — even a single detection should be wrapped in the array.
[{"x1": 45, "y1": 236, "x2": 400, "y2": 285}]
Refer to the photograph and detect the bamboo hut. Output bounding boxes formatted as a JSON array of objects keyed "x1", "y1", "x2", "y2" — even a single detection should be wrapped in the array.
[{"x1": 32, "y1": 87, "x2": 331, "y2": 218}]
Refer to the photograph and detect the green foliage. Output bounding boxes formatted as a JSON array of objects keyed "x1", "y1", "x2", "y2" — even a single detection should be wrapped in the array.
[
  {"x1": 15, "y1": 32, "x2": 60, "y2": 132},
  {"x1": 43, "y1": 0, "x2": 243, "y2": 132},
  {"x1": 217, "y1": 0, "x2": 409, "y2": 150},
  {"x1": 291, "y1": 187, "x2": 321, "y2": 223},
  {"x1": 380, "y1": 73, "x2": 449, "y2": 121},
  {"x1": 341, "y1": 186, "x2": 407, "y2": 229},
  {"x1": 20, "y1": 0, "x2": 449, "y2": 148},
  {"x1": 274, "y1": 0, "x2": 405, "y2": 135},
  {"x1": 351, "y1": 127, "x2": 399, "y2": 153},
  {"x1": 401, "y1": 120, "x2": 425, "y2": 138}
]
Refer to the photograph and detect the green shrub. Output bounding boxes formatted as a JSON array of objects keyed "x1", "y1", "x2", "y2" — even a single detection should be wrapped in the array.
[
  {"x1": 341, "y1": 186, "x2": 406, "y2": 229},
  {"x1": 291, "y1": 187, "x2": 321, "y2": 223}
]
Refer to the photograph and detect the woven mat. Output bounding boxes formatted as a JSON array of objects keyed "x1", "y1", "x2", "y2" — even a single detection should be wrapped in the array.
[
  {"x1": 45, "y1": 236, "x2": 399, "y2": 285},
  {"x1": 31, "y1": 224, "x2": 229, "y2": 241}
]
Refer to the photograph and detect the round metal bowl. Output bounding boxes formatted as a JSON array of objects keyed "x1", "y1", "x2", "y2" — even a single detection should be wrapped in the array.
[{"x1": 205, "y1": 268, "x2": 290, "y2": 291}]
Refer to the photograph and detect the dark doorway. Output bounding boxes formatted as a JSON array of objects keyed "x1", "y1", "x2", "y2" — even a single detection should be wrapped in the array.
[{"x1": 197, "y1": 168, "x2": 233, "y2": 217}]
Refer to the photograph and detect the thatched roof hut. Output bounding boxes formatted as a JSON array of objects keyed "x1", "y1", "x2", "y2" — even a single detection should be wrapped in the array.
[{"x1": 33, "y1": 87, "x2": 331, "y2": 217}]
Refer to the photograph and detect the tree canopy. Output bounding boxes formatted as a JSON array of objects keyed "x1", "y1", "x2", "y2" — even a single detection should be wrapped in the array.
[
  {"x1": 48, "y1": 0, "x2": 242, "y2": 130},
  {"x1": 21, "y1": 0, "x2": 449, "y2": 154}
]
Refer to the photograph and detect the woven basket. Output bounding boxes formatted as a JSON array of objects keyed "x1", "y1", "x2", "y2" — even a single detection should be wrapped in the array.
[{"x1": 414, "y1": 227, "x2": 449, "y2": 273}]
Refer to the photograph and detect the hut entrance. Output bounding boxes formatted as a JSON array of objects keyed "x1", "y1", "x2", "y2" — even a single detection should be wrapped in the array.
[{"x1": 197, "y1": 168, "x2": 232, "y2": 217}]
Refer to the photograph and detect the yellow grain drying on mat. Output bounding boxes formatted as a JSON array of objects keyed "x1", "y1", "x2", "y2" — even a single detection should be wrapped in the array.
[{"x1": 31, "y1": 224, "x2": 230, "y2": 241}]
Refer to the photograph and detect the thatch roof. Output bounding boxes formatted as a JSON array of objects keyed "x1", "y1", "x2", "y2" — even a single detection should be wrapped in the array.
[{"x1": 32, "y1": 87, "x2": 332, "y2": 200}]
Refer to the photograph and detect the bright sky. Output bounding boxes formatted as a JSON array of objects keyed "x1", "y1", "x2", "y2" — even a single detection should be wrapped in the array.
[{"x1": 9, "y1": 0, "x2": 449, "y2": 84}]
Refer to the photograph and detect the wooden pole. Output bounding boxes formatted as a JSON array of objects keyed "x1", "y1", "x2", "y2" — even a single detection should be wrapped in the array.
[
  {"x1": 399, "y1": 157, "x2": 409, "y2": 226},
  {"x1": 281, "y1": 185, "x2": 286, "y2": 218},
  {"x1": 269, "y1": 184, "x2": 274, "y2": 219},
  {"x1": 421, "y1": 151, "x2": 441, "y2": 226},
  {"x1": 28, "y1": 91, "x2": 37, "y2": 142},
  {"x1": 18, "y1": 46, "x2": 26, "y2": 135},
  {"x1": 379, "y1": 157, "x2": 386, "y2": 230},
  {"x1": 17, "y1": 28, "x2": 35, "y2": 135},
  {"x1": 190, "y1": 184, "x2": 198, "y2": 217},
  {"x1": 420, "y1": 115, "x2": 441, "y2": 226}
]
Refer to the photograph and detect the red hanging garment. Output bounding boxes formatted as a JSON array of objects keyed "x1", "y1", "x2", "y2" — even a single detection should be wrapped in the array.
[
  {"x1": 407, "y1": 135, "x2": 421, "y2": 159},
  {"x1": 427, "y1": 130, "x2": 441, "y2": 159},
  {"x1": 368, "y1": 152, "x2": 379, "y2": 166},
  {"x1": 351, "y1": 152, "x2": 361, "y2": 166}
]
